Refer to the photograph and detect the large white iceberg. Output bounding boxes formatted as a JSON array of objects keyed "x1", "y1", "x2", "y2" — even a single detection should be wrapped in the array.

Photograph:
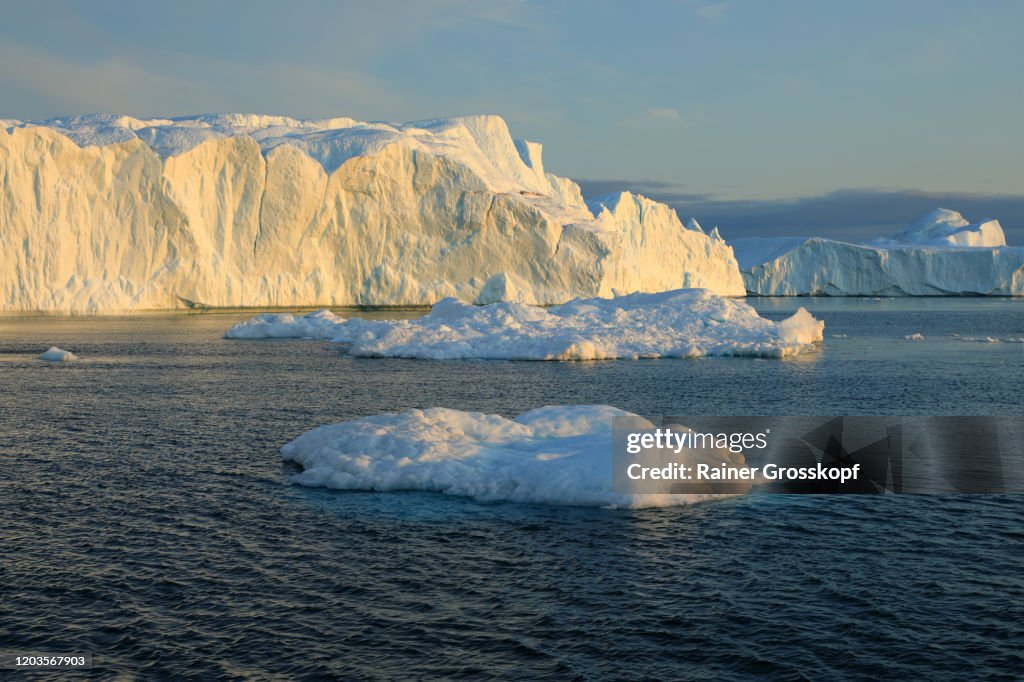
[
  {"x1": 734, "y1": 209, "x2": 1024, "y2": 296},
  {"x1": 0, "y1": 113, "x2": 744, "y2": 312},
  {"x1": 226, "y1": 288, "x2": 824, "y2": 360},
  {"x1": 282, "y1": 405, "x2": 747, "y2": 508}
]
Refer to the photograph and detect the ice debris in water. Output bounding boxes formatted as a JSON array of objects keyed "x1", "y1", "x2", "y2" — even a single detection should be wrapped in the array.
[
  {"x1": 39, "y1": 347, "x2": 77, "y2": 362},
  {"x1": 226, "y1": 288, "x2": 825, "y2": 360}
]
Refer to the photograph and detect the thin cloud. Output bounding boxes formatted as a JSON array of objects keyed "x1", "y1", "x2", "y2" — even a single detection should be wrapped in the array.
[
  {"x1": 695, "y1": 2, "x2": 730, "y2": 21},
  {"x1": 0, "y1": 41, "x2": 204, "y2": 114},
  {"x1": 0, "y1": 39, "x2": 404, "y2": 120},
  {"x1": 574, "y1": 181, "x2": 1024, "y2": 245},
  {"x1": 644, "y1": 107, "x2": 685, "y2": 122},
  {"x1": 621, "y1": 107, "x2": 688, "y2": 130},
  {"x1": 576, "y1": 178, "x2": 710, "y2": 203}
]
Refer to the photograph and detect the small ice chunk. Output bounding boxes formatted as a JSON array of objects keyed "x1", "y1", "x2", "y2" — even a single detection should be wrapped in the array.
[
  {"x1": 774, "y1": 307, "x2": 825, "y2": 346},
  {"x1": 39, "y1": 346, "x2": 77, "y2": 362}
]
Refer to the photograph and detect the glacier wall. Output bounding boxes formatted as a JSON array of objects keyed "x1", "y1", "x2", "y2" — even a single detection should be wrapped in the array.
[{"x1": 0, "y1": 114, "x2": 745, "y2": 312}]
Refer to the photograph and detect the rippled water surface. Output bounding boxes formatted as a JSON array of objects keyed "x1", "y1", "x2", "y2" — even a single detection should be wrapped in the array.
[{"x1": 1, "y1": 299, "x2": 1022, "y2": 679}]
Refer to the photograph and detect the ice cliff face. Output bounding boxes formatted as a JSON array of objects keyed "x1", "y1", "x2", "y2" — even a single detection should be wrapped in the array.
[
  {"x1": 0, "y1": 114, "x2": 745, "y2": 312},
  {"x1": 734, "y1": 209, "x2": 1024, "y2": 296}
]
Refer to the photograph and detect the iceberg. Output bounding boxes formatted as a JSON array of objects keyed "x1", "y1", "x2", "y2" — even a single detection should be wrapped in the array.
[
  {"x1": 872, "y1": 208, "x2": 1006, "y2": 248},
  {"x1": 734, "y1": 209, "x2": 1024, "y2": 296},
  {"x1": 226, "y1": 288, "x2": 825, "y2": 360},
  {"x1": 282, "y1": 405, "x2": 748, "y2": 508},
  {"x1": 39, "y1": 346, "x2": 77, "y2": 362},
  {"x1": 0, "y1": 114, "x2": 744, "y2": 312}
]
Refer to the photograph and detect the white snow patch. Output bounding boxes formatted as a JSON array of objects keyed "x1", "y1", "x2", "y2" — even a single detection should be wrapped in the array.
[
  {"x1": 39, "y1": 346, "x2": 77, "y2": 362},
  {"x1": 225, "y1": 289, "x2": 825, "y2": 360},
  {"x1": 282, "y1": 405, "x2": 745, "y2": 508}
]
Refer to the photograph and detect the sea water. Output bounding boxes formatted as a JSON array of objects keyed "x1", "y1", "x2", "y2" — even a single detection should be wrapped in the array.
[{"x1": 0, "y1": 299, "x2": 1021, "y2": 678}]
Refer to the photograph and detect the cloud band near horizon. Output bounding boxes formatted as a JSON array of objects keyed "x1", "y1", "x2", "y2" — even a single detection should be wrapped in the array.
[{"x1": 574, "y1": 181, "x2": 1024, "y2": 246}]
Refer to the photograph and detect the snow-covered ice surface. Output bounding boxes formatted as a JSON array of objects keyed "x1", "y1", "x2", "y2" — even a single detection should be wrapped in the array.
[
  {"x1": 39, "y1": 347, "x2": 77, "y2": 362},
  {"x1": 282, "y1": 405, "x2": 746, "y2": 508},
  {"x1": 226, "y1": 289, "x2": 825, "y2": 360},
  {"x1": 733, "y1": 209, "x2": 1024, "y2": 296},
  {"x1": 1, "y1": 114, "x2": 744, "y2": 312}
]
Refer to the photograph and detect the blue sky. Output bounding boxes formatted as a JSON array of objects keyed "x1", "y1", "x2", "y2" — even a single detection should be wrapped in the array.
[{"x1": 2, "y1": 0, "x2": 1022, "y2": 241}]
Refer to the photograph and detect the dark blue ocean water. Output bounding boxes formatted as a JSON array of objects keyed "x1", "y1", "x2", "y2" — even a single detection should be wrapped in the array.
[{"x1": 1, "y1": 299, "x2": 1022, "y2": 679}]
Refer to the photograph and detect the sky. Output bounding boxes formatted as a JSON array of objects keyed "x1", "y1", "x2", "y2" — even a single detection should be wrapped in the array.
[{"x1": 2, "y1": 0, "x2": 1022, "y2": 242}]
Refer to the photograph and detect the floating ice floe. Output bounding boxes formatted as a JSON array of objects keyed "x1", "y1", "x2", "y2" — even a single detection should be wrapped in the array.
[
  {"x1": 39, "y1": 346, "x2": 77, "y2": 362},
  {"x1": 224, "y1": 310, "x2": 348, "y2": 340},
  {"x1": 282, "y1": 405, "x2": 748, "y2": 508},
  {"x1": 226, "y1": 288, "x2": 825, "y2": 360},
  {"x1": 958, "y1": 336, "x2": 1024, "y2": 344}
]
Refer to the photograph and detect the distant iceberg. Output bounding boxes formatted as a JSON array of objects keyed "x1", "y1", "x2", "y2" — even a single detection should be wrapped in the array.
[
  {"x1": 226, "y1": 288, "x2": 824, "y2": 360},
  {"x1": 733, "y1": 209, "x2": 1024, "y2": 296},
  {"x1": 874, "y1": 208, "x2": 1006, "y2": 248},
  {"x1": 282, "y1": 405, "x2": 746, "y2": 508}
]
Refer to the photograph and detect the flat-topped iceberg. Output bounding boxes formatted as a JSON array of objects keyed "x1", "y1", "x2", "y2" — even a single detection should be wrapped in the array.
[
  {"x1": 282, "y1": 405, "x2": 747, "y2": 508},
  {"x1": 733, "y1": 209, "x2": 1024, "y2": 296},
  {"x1": 1, "y1": 113, "x2": 744, "y2": 312},
  {"x1": 226, "y1": 288, "x2": 824, "y2": 360}
]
